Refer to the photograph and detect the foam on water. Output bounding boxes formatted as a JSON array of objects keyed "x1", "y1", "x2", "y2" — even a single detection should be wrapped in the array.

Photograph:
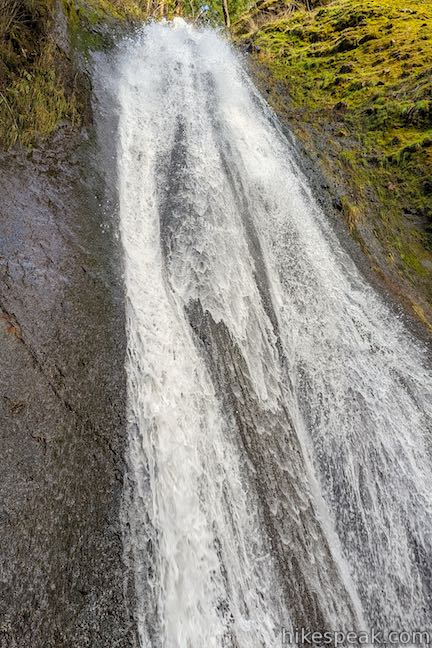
[{"x1": 109, "y1": 19, "x2": 432, "y2": 646}]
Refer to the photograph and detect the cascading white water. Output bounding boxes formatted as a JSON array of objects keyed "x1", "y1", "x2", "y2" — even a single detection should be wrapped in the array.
[{"x1": 111, "y1": 19, "x2": 432, "y2": 647}]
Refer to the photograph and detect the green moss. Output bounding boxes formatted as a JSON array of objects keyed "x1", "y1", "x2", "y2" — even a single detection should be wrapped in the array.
[
  {"x1": 0, "y1": 0, "x2": 201, "y2": 148},
  {"x1": 1, "y1": 41, "x2": 79, "y2": 148},
  {"x1": 235, "y1": 0, "x2": 432, "y2": 321},
  {"x1": 0, "y1": 0, "x2": 77, "y2": 148}
]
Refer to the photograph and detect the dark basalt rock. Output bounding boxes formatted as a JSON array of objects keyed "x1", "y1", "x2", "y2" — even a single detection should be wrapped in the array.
[{"x1": 0, "y1": 128, "x2": 136, "y2": 648}]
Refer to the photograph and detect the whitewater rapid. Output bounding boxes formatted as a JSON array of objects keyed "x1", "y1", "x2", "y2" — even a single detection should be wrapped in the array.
[{"x1": 101, "y1": 19, "x2": 432, "y2": 647}]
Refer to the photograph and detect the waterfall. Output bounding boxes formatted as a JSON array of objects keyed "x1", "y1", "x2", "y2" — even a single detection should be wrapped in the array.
[{"x1": 100, "y1": 19, "x2": 432, "y2": 646}]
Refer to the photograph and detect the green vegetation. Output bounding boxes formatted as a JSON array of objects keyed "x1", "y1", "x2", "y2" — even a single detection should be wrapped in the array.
[
  {"x1": 235, "y1": 0, "x2": 432, "y2": 325},
  {"x1": 0, "y1": 0, "x2": 212, "y2": 149},
  {"x1": 1, "y1": 0, "x2": 430, "y2": 324},
  {"x1": 1, "y1": 0, "x2": 74, "y2": 148}
]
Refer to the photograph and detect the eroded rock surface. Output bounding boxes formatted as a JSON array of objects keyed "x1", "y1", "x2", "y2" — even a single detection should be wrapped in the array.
[{"x1": 0, "y1": 129, "x2": 135, "y2": 647}]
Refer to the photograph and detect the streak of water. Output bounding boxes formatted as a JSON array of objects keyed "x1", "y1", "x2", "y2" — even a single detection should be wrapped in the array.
[{"x1": 109, "y1": 19, "x2": 432, "y2": 646}]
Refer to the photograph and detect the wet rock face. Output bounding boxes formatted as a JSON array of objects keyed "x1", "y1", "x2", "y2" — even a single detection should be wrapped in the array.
[{"x1": 0, "y1": 130, "x2": 135, "y2": 647}]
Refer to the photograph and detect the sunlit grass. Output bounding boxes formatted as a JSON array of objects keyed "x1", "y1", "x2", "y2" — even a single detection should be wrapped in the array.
[{"x1": 234, "y1": 0, "x2": 432, "y2": 311}]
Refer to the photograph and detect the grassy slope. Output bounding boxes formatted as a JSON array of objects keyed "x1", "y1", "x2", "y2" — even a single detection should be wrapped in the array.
[
  {"x1": 0, "y1": 0, "x2": 177, "y2": 148},
  {"x1": 235, "y1": 0, "x2": 432, "y2": 326},
  {"x1": 1, "y1": 0, "x2": 71, "y2": 148}
]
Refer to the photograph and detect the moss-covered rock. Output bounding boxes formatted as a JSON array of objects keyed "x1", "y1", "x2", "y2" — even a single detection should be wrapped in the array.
[
  {"x1": 235, "y1": 0, "x2": 432, "y2": 328},
  {"x1": 0, "y1": 0, "x2": 191, "y2": 149}
]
